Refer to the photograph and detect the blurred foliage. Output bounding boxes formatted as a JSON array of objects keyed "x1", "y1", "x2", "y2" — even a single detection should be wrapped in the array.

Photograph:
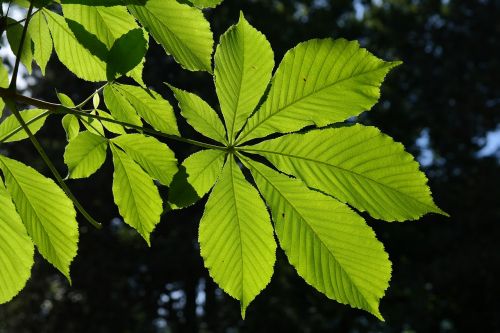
[{"x1": 1, "y1": 0, "x2": 499, "y2": 332}]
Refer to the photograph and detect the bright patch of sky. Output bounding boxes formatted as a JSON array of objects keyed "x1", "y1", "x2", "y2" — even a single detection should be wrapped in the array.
[{"x1": 477, "y1": 128, "x2": 500, "y2": 158}]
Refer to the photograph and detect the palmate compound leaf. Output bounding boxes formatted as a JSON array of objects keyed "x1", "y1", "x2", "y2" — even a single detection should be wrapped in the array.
[
  {"x1": 111, "y1": 145, "x2": 163, "y2": 245},
  {"x1": 0, "y1": 178, "x2": 34, "y2": 304},
  {"x1": 42, "y1": 9, "x2": 107, "y2": 82},
  {"x1": 0, "y1": 156, "x2": 78, "y2": 280},
  {"x1": 242, "y1": 157, "x2": 391, "y2": 319},
  {"x1": 63, "y1": 131, "x2": 108, "y2": 179},
  {"x1": 110, "y1": 83, "x2": 179, "y2": 136},
  {"x1": 236, "y1": 38, "x2": 401, "y2": 144},
  {"x1": 214, "y1": 13, "x2": 274, "y2": 143},
  {"x1": 168, "y1": 149, "x2": 225, "y2": 209},
  {"x1": 168, "y1": 85, "x2": 227, "y2": 144},
  {"x1": 244, "y1": 124, "x2": 447, "y2": 222},
  {"x1": 199, "y1": 156, "x2": 276, "y2": 317},
  {"x1": 0, "y1": 109, "x2": 49, "y2": 143},
  {"x1": 128, "y1": 0, "x2": 213, "y2": 72},
  {"x1": 112, "y1": 134, "x2": 178, "y2": 186},
  {"x1": 62, "y1": 4, "x2": 147, "y2": 84},
  {"x1": 28, "y1": 11, "x2": 53, "y2": 75}
]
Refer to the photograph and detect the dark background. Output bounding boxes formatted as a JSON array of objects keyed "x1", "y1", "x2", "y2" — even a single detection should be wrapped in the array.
[{"x1": 1, "y1": 0, "x2": 499, "y2": 332}]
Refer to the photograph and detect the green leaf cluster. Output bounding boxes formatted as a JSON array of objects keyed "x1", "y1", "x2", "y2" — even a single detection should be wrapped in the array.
[{"x1": 0, "y1": 0, "x2": 447, "y2": 321}]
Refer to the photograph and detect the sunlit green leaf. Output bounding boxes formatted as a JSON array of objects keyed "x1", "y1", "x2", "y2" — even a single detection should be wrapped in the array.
[
  {"x1": 244, "y1": 158, "x2": 391, "y2": 319},
  {"x1": 28, "y1": 11, "x2": 53, "y2": 74},
  {"x1": 237, "y1": 39, "x2": 401, "y2": 143},
  {"x1": 103, "y1": 85, "x2": 143, "y2": 126},
  {"x1": 168, "y1": 85, "x2": 226, "y2": 144},
  {"x1": 111, "y1": 145, "x2": 163, "y2": 245},
  {"x1": 111, "y1": 84, "x2": 179, "y2": 135},
  {"x1": 0, "y1": 178, "x2": 34, "y2": 304},
  {"x1": 215, "y1": 13, "x2": 273, "y2": 143},
  {"x1": 0, "y1": 109, "x2": 49, "y2": 143},
  {"x1": 128, "y1": 0, "x2": 213, "y2": 72},
  {"x1": 199, "y1": 156, "x2": 275, "y2": 317},
  {"x1": 245, "y1": 124, "x2": 447, "y2": 221},
  {"x1": 168, "y1": 149, "x2": 225, "y2": 209},
  {"x1": 43, "y1": 9, "x2": 107, "y2": 81},
  {"x1": 0, "y1": 156, "x2": 78, "y2": 280},
  {"x1": 112, "y1": 134, "x2": 177, "y2": 186},
  {"x1": 64, "y1": 131, "x2": 108, "y2": 179}
]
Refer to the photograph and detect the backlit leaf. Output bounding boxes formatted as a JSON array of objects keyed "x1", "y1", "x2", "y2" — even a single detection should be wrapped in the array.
[
  {"x1": 245, "y1": 124, "x2": 447, "y2": 221},
  {"x1": 245, "y1": 158, "x2": 391, "y2": 319},
  {"x1": 199, "y1": 156, "x2": 275, "y2": 317},
  {"x1": 0, "y1": 156, "x2": 78, "y2": 280},
  {"x1": 0, "y1": 178, "x2": 34, "y2": 304},
  {"x1": 237, "y1": 39, "x2": 400, "y2": 144}
]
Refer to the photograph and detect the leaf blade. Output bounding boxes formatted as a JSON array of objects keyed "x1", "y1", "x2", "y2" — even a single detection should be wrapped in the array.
[
  {"x1": 0, "y1": 156, "x2": 79, "y2": 280},
  {"x1": 168, "y1": 149, "x2": 225, "y2": 209},
  {"x1": 112, "y1": 134, "x2": 178, "y2": 186},
  {"x1": 244, "y1": 158, "x2": 391, "y2": 319},
  {"x1": 245, "y1": 124, "x2": 446, "y2": 221},
  {"x1": 199, "y1": 156, "x2": 276, "y2": 317},
  {"x1": 237, "y1": 38, "x2": 400, "y2": 143},
  {"x1": 215, "y1": 13, "x2": 274, "y2": 142},
  {"x1": 111, "y1": 145, "x2": 163, "y2": 245},
  {"x1": 64, "y1": 131, "x2": 108, "y2": 179},
  {"x1": 0, "y1": 179, "x2": 34, "y2": 304},
  {"x1": 168, "y1": 85, "x2": 227, "y2": 144},
  {"x1": 128, "y1": 0, "x2": 213, "y2": 72}
]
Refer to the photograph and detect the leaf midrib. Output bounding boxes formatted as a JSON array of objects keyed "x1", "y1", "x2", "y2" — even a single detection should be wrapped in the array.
[{"x1": 244, "y1": 147, "x2": 436, "y2": 213}]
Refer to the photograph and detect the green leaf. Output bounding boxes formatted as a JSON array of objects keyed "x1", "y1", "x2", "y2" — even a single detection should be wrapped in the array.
[
  {"x1": 96, "y1": 110, "x2": 125, "y2": 134},
  {"x1": 0, "y1": 63, "x2": 9, "y2": 112},
  {"x1": 215, "y1": 13, "x2": 274, "y2": 143},
  {"x1": 128, "y1": 0, "x2": 213, "y2": 72},
  {"x1": 106, "y1": 29, "x2": 147, "y2": 80},
  {"x1": 62, "y1": 4, "x2": 146, "y2": 84},
  {"x1": 244, "y1": 158, "x2": 391, "y2": 319},
  {"x1": 168, "y1": 85, "x2": 226, "y2": 144},
  {"x1": 112, "y1": 134, "x2": 177, "y2": 186},
  {"x1": 6, "y1": 19, "x2": 33, "y2": 74},
  {"x1": 245, "y1": 124, "x2": 447, "y2": 221},
  {"x1": 61, "y1": 114, "x2": 80, "y2": 141},
  {"x1": 28, "y1": 11, "x2": 53, "y2": 75},
  {"x1": 188, "y1": 0, "x2": 223, "y2": 8},
  {"x1": 80, "y1": 111, "x2": 105, "y2": 136},
  {"x1": 199, "y1": 156, "x2": 275, "y2": 317},
  {"x1": 64, "y1": 131, "x2": 108, "y2": 179},
  {"x1": 57, "y1": 92, "x2": 75, "y2": 107},
  {"x1": 0, "y1": 156, "x2": 78, "y2": 280},
  {"x1": 237, "y1": 39, "x2": 401, "y2": 144},
  {"x1": 0, "y1": 178, "x2": 34, "y2": 304},
  {"x1": 43, "y1": 9, "x2": 107, "y2": 81},
  {"x1": 0, "y1": 109, "x2": 49, "y2": 143},
  {"x1": 168, "y1": 149, "x2": 225, "y2": 209},
  {"x1": 112, "y1": 84, "x2": 179, "y2": 135},
  {"x1": 103, "y1": 85, "x2": 143, "y2": 126},
  {"x1": 111, "y1": 145, "x2": 163, "y2": 245},
  {"x1": 62, "y1": 4, "x2": 139, "y2": 49},
  {"x1": 61, "y1": 0, "x2": 146, "y2": 5}
]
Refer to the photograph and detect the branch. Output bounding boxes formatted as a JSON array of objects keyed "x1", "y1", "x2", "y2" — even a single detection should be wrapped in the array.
[
  {"x1": 0, "y1": 87, "x2": 227, "y2": 151},
  {"x1": 3, "y1": 3, "x2": 102, "y2": 229}
]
